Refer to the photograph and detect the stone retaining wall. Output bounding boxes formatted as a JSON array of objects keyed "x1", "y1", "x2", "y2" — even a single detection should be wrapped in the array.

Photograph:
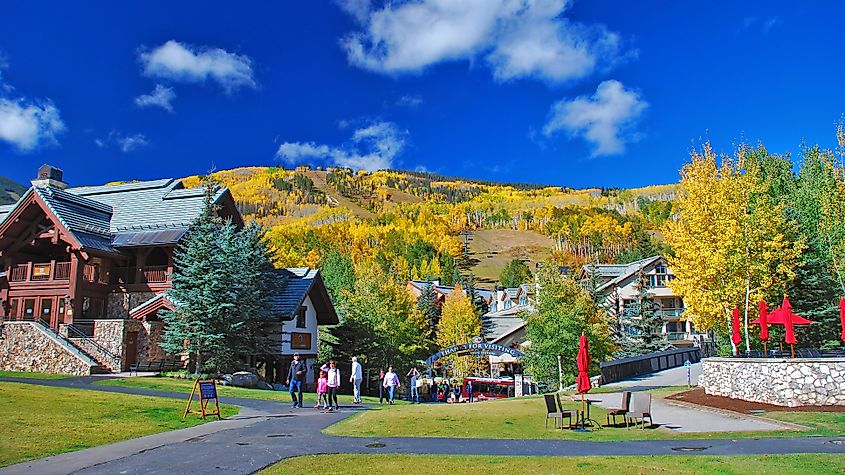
[
  {"x1": 0, "y1": 322, "x2": 95, "y2": 375},
  {"x1": 700, "y1": 357, "x2": 845, "y2": 406}
]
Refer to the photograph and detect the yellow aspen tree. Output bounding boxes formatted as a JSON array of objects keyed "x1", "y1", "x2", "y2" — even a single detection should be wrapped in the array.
[{"x1": 436, "y1": 284, "x2": 482, "y2": 377}]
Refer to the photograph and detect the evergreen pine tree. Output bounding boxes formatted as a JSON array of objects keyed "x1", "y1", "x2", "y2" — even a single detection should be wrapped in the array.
[
  {"x1": 417, "y1": 281, "x2": 440, "y2": 336},
  {"x1": 789, "y1": 254, "x2": 841, "y2": 349},
  {"x1": 628, "y1": 271, "x2": 665, "y2": 355},
  {"x1": 161, "y1": 183, "x2": 228, "y2": 373}
]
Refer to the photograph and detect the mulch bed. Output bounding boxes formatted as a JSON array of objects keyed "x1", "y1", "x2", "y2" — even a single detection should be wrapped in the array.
[{"x1": 666, "y1": 387, "x2": 845, "y2": 413}]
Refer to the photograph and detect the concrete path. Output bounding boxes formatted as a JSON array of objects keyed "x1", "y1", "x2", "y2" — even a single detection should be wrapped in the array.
[
  {"x1": 591, "y1": 363, "x2": 792, "y2": 432},
  {"x1": 1, "y1": 376, "x2": 843, "y2": 475},
  {"x1": 603, "y1": 362, "x2": 702, "y2": 389}
]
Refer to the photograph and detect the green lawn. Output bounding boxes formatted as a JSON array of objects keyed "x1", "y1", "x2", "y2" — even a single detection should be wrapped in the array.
[
  {"x1": 0, "y1": 370, "x2": 74, "y2": 379},
  {"x1": 260, "y1": 454, "x2": 845, "y2": 475},
  {"x1": 97, "y1": 376, "x2": 402, "y2": 405},
  {"x1": 324, "y1": 394, "x2": 842, "y2": 441},
  {"x1": 0, "y1": 382, "x2": 239, "y2": 467}
]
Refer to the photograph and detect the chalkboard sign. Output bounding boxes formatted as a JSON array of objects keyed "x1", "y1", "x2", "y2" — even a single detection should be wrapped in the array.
[{"x1": 183, "y1": 379, "x2": 221, "y2": 420}]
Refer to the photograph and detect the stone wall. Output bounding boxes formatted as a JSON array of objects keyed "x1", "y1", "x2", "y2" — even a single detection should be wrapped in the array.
[
  {"x1": 106, "y1": 292, "x2": 156, "y2": 319},
  {"x1": 0, "y1": 322, "x2": 96, "y2": 375},
  {"x1": 700, "y1": 357, "x2": 845, "y2": 407}
]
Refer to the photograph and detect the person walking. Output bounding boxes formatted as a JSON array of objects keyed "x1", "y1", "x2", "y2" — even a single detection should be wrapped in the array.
[
  {"x1": 286, "y1": 353, "x2": 307, "y2": 408},
  {"x1": 466, "y1": 379, "x2": 474, "y2": 403},
  {"x1": 407, "y1": 367, "x2": 421, "y2": 403},
  {"x1": 383, "y1": 366, "x2": 400, "y2": 404},
  {"x1": 326, "y1": 359, "x2": 341, "y2": 411},
  {"x1": 350, "y1": 356, "x2": 363, "y2": 404},
  {"x1": 430, "y1": 380, "x2": 439, "y2": 402},
  {"x1": 378, "y1": 369, "x2": 386, "y2": 404},
  {"x1": 315, "y1": 370, "x2": 328, "y2": 409}
]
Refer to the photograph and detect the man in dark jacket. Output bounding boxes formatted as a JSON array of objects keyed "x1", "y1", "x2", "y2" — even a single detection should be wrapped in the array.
[{"x1": 286, "y1": 353, "x2": 307, "y2": 408}]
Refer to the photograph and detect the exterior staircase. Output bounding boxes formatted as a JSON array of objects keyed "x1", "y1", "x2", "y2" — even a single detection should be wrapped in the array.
[{"x1": 30, "y1": 321, "x2": 112, "y2": 374}]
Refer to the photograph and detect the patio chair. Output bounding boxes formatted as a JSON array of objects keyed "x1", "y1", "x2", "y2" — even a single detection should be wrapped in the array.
[
  {"x1": 555, "y1": 394, "x2": 578, "y2": 429},
  {"x1": 626, "y1": 392, "x2": 653, "y2": 429},
  {"x1": 544, "y1": 394, "x2": 563, "y2": 429},
  {"x1": 605, "y1": 391, "x2": 630, "y2": 427}
]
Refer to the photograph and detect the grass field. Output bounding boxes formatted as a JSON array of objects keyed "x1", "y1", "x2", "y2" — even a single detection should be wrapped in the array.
[
  {"x1": 260, "y1": 454, "x2": 845, "y2": 475},
  {"x1": 0, "y1": 382, "x2": 239, "y2": 467},
  {"x1": 466, "y1": 229, "x2": 553, "y2": 285},
  {"x1": 97, "y1": 376, "x2": 401, "y2": 405},
  {"x1": 324, "y1": 393, "x2": 844, "y2": 441},
  {"x1": 0, "y1": 370, "x2": 73, "y2": 379}
]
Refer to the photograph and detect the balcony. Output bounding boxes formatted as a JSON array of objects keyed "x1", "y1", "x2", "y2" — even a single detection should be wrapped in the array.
[
  {"x1": 109, "y1": 265, "x2": 170, "y2": 285},
  {"x1": 657, "y1": 308, "x2": 684, "y2": 318},
  {"x1": 8, "y1": 262, "x2": 73, "y2": 283}
]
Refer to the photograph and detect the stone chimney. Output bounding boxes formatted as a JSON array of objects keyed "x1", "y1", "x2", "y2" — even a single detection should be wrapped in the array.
[{"x1": 31, "y1": 164, "x2": 67, "y2": 189}]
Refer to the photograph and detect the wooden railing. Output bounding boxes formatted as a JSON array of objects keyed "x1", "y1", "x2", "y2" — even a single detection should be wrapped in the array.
[
  {"x1": 143, "y1": 266, "x2": 169, "y2": 283},
  {"x1": 7, "y1": 262, "x2": 72, "y2": 282},
  {"x1": 9, "y1": 264, "x2": 29, "y2": 282},
  {"x1": 110, "y1": 266, "x2": 170, "y2": 284}
]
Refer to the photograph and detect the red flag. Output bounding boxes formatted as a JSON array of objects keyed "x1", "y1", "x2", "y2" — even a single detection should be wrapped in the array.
[
  {"x1": 839, "y1": 298, "x2": 845, "y2": 343},
  {"x1": 576, "y1": 333, "x2": 591, "y2": 394},
  {"x1": 758, "y1": 301, "x2": 769, "y2": 342},
  {"x1": 731, "y1": 307, "x2": 743, "y2": 346}
]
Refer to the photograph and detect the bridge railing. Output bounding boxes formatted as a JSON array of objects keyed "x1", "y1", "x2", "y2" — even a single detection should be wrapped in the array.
[{"x1": 599, "y1": 347, "x2": 701, "y2": 384}]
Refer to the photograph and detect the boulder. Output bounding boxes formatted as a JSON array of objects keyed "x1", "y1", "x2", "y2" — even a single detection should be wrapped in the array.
[
  {"x1": 257, "y1": 380, "x2": 274, "y2": 391},
  {"x1": 231, "y1": 371, "x2": 259, "y2": 388}
]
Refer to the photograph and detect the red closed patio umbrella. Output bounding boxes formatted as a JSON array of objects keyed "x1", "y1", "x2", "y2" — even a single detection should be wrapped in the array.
[
  {"x1": 758, "y1": 301, "x2": 769, "y2": 355},
  {"x1": 731, "y1": 307, "x2": 743, "y2": 355},
  {"x1": 839, "y1": 298, "x2": 845, "y2": 344},
  {"x1": 576, "y1": 332, "x2": 591, "y2": 427}
]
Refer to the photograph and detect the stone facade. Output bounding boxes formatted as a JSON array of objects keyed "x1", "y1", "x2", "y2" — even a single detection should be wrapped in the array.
[
  {"x1": 106, "y1": 292, "x2": 157, "y2": 319},
  {"x1": 700, "y1": 357, "x2": 845, "y2": 406},
  {"x1": 0, "y1": 322, "x2": 96, "y2": 375}
]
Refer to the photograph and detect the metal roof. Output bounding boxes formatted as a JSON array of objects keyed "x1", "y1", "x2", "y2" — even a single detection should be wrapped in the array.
[
  {"x1": 1, "y1": 178, "x2": 236, "y2": 253},
  {"x1": 112, "y1": 228, "x2": 188, "y2": 247},
  {"x1": 268, "y1": 267, "x2": 338, "y2": 325}
]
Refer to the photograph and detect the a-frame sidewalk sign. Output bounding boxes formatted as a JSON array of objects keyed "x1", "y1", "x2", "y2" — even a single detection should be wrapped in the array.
[{"x1": 183, "y1": 379, "x2": 222, "y2": 420}]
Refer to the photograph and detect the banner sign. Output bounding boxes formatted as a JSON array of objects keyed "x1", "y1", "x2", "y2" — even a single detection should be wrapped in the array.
[
  {"x1": 425, "y1": 342, "x2": 524, "y2": 366},
  {"x1": 183, "y1": 379, "x2": 222, "y2": 420}
]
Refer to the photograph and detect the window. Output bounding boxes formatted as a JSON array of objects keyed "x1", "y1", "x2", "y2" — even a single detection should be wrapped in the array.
[
  {"x1": 622, "y1": 298, "x2": 638, "y2": 317},
  {"x1": 296, "y1": 306, "x2": 307, "y2": 329},
  {"x1": 290, "y1": 332, "x2": 311, "y2": 349},
  {"x1": 9, "y1": 299, "x2": 19, "y2": 318},
  {"x1": 40, "y1": 298, "x2": 53, "y2": 324},
  {"x1": 23, "y1": 299, "x2": 35, "y2": 319}
]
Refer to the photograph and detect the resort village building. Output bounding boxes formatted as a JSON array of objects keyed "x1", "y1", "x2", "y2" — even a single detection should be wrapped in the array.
[
  {"x1": 579, "y1": 255, "x2": 704, "y2": 347},
  {"x1": 0, "y1": 165, "x2": 337, "y2": 379}
]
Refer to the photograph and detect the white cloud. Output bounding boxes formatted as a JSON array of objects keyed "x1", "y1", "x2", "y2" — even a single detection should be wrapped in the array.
[
  {"x1": 396, "y1": 94, "x2": 423, "y2": 107},
  {"x1": 139, "y1": 40, "x2": 256, "y2": 92},
  {"x1": 96, "y1": 131, "x2": 149, "y2": 153},
  {"x1": 0, "y1": 98, "x2": 65, "y2": 152},
  {"x1": 276, "y1": 121, "x2": 406, "y2": 172},
  {"x1": 0, "y1": 59, "x2": 65, "y2": 152},
  {"x1": 135, "y1": 84, "x2": 176, "y2": 112},
  {"x1": 742, "y1": 16, "x2": 781, "y2": 34},
  {"x1": 543, "y1": 79, "x2": 647, "y2": 156},
  {"x1": 338, "y1": 0, "x2": 624, "y2": 83}
]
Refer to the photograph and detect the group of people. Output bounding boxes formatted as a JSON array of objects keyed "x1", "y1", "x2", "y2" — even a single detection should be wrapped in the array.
[{"x1": 285, "y1": 354, "x2": 477, "y2": 409}]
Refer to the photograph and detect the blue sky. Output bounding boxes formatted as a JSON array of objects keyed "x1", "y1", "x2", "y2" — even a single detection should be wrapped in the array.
[{"x1": 0, "y1": 1, "x2": 842, "y2": 189}]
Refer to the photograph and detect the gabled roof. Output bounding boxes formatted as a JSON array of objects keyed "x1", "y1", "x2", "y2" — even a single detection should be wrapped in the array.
[
  {"x1": 269, "y1": 267, "x2": 338, "y2": 325},
  {"x1": 129, "y1": 293, "x2": 175, "y2": 321},
  {"x1": 583, "y1": 255, "x2": 664, "y2": 292},
  {"x1": 0, "y1": 177, "x2": 242, "y2": 254},
  {"x1": 408, "y1": 280, "x2": 495, "y2": 304}
]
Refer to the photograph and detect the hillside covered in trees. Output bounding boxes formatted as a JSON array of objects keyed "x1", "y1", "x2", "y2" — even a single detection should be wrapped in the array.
[{"x1": 182, "y1": 166, "x2": 676, "y2": 286}]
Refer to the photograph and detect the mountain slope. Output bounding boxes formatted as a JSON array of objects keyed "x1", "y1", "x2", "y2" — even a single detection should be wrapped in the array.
[{"x1": 0, "y1": 176, "x2": 26, "y2": 205}]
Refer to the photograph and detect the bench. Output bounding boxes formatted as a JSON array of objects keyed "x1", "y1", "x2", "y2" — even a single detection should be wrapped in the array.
[{"x1": 129, "y1": 360, "x2": 165, "y2": 375}]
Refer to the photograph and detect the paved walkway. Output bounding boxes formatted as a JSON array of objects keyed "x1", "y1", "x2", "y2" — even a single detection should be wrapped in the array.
[
  {"x1": 1, "y1": 376, "x2": 843, "y2": 475},
  {"x1": 588, "y1": 363, "x2": 791, "y2": 433}
]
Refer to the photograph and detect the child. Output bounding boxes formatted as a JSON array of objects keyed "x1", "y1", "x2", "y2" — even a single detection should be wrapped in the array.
[{"x1": 315, "y1": 370, "x2": 328, "y2": 409}]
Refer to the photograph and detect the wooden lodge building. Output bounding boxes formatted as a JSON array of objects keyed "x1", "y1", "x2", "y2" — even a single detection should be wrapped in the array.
[{"x1": 0, "y1": 165, "x2": 337, "y2": 383}]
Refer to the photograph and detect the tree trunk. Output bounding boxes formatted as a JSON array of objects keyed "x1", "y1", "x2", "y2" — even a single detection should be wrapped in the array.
[{"x1": 195, "y1": 347, "x2": 202, "y2": 375}]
